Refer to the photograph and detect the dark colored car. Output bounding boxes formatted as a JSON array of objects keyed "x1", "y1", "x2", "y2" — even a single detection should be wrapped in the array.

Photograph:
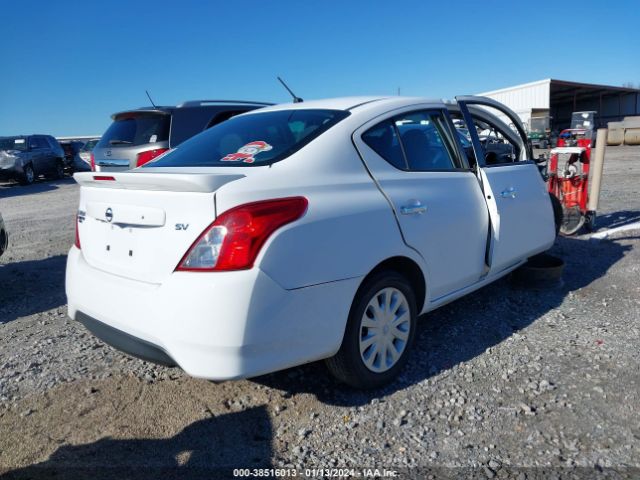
[
  {"x1": 92, "y1": 100, "x2": 273, "y2": 172},
  {"x1": 0, "y1": 135, "x2": 65, "y2": 185},
  {"x1": 60, "y1": 140, "x2": 87, "y2": 173}
]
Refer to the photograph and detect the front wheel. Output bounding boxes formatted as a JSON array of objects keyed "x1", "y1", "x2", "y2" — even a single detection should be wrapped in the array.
[
  {"x1": 19, "y1": 163, "x2": 35, "y2": 185},
  {"x1": 325, "y1": 270, "x2": 417, "y2": 389}
]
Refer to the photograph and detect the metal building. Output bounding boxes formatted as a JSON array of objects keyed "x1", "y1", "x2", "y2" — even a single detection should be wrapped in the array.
[{"x1": 477, "y1": 79, "x2": 640, "y2": 131}]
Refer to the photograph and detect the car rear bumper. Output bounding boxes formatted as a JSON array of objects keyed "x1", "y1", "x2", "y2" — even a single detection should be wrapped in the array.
[
  {"x1": 77, "y1": 311, "x2": 177, "y2": 366},
  {"x1": 66, "y1": 247, "x2": 360, "y2": 380}
]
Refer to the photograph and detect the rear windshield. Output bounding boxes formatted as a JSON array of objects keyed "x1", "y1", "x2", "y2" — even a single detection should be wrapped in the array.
[
  {"x1": 144, "y1": 109, "x2": 349, "y2": 168},
  {"x1": 0, "y1": 137, "x2": 28, "y2": 151},
  {"x1": 97, "y1": 114, "x2": 170, "y2": 148}
]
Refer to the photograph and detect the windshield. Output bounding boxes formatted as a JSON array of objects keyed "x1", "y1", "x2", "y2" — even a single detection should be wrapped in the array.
[
  {"x1": 0, "y1": 137, "x2": 28, "y2": 152},
  {"x1": 530, "y1": 117, "x2": 549, "y2": 132},
  {"x1": 97, "y1": 114, "x2": 170, "y2": 148},
  {"x1": 145, "y1": 109, "x2": 349, "y2": 168},
  {"x1": 571, "y1": 112, "x2": 595, "y2": 130}
]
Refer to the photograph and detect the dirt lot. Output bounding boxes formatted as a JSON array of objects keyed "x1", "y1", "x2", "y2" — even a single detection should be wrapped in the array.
[{"x1": 1, "y1": 147, "x2": 639, "y2": 479}]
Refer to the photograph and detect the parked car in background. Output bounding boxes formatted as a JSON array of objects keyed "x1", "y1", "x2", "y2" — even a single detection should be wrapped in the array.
[
  {"x1": 0, "y1": 135, "x2": 65, "y2": 185},
  {"x1": 92, "y1": 100, "x2": 272, "y2": 172},
  {"x1": 60, "y1": 140, "x2": 86, "y2": 173},
  {"x1": 68, "y1": 96, "x2": 556, "y2": 389},
  {"x1": 76, "y1": 139, "x2": 99, "y2": 172},
  {"x1": 0, "y1": 212, "x2": 7, "y2": 258}
]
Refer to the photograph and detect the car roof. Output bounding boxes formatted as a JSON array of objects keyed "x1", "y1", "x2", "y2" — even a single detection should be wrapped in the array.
[
  {"x1": 111, "y1": 100, "x2": 272, "y2": 119},
  {"x1": 242, "y1": 96, "x2": 448, "y2": 114}
]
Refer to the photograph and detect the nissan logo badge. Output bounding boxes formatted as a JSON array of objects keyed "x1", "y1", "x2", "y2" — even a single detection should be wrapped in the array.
[{"x1": 105, "y1": 208, "x2": 113, "y2": 223}]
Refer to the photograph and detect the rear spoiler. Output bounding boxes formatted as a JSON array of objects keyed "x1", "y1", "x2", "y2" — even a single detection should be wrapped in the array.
[{"x1": 74, "y1": 171, "x2": 245, "y2": 193}]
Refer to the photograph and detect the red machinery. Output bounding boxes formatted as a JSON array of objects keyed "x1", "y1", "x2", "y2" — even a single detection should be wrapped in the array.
[{"x1": 547, "y1": 129, "x2": 593, "y2": 235}]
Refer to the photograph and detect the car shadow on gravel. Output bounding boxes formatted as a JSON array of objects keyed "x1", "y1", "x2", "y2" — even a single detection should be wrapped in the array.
[
  {"x1": 0, "y1": 255, "x2": 67, "y2": 324},
  {"x1": 0, "y1": 406, "x2": 272, "y2": 480},
  {"x1": 253, "y1": 234, "x2": 633, "y2": 406},
  {"x1": 0, "y1": 178, "x2": 74, "y2": 199},
  {"x1": 592, "y1": 210, "x2": 640, "y2": 230}
]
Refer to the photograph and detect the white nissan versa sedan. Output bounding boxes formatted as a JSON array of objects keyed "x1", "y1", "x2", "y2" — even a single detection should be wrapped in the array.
[{"x1": 66, "y1": 96, "x2": 556, "y2": 389}]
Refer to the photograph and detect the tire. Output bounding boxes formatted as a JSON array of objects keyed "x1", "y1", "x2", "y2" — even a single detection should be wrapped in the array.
[
  {"x1": 52, "y1": 160, "x2": 65, "y2": 179},
  {"x1": 584, "y1": 212, "x2": 596, "y2": 232},
  {"x1": 0, "y1": 228, "x2": 6, "y2": 257},
  {"x1": 325, "y1": 270, "x2": 417, "y2": 389},
  {"x1": 549, "y1": 193, "x2": 563, "y2": 237},
  {"x1": 561, "y1": 205, "x2": 585, "y2": 236},
  {"x1": 19, "y1": 163, "x2": 35, "y2": 185}
]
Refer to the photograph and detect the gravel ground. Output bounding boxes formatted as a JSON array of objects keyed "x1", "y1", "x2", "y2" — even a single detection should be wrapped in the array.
[{"x1": 0, "y1": 147, "x2": 639, "y2": 479}]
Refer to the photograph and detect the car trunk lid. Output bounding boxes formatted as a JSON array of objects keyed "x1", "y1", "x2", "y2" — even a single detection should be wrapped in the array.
[{"x1": 75, "y1": 170, "x2": 245, "y2": 284}]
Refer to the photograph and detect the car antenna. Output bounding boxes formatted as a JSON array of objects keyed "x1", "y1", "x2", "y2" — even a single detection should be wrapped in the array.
[
  {"x1": 145, "y1": 90, "x2": 157, "y2": 108},
  {"x1": 277, "y1": 76, "x2": 303, "y2": 103}
]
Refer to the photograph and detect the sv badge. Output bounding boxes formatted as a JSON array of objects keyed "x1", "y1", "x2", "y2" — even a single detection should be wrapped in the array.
[{"x1": 175, "y1": 223, "x2": 189, "y2": 231}]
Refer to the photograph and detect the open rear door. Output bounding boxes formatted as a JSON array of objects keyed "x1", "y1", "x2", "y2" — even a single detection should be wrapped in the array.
[{"x1": 455, "y1": 96, "x2": 555, "y2": 274}]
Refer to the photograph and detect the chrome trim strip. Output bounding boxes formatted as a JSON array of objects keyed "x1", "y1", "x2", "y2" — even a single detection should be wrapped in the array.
[{"x1": 96, "y1": 159, "x2": 130, "y2": 167}]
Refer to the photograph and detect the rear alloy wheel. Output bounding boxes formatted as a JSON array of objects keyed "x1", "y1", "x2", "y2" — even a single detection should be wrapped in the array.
[
  {"x1": 20, "y1": 164, "x2": 35, "y2": 185},
  {"x1": 325, "y1": 271, "x2": 417, "y2": 389}
]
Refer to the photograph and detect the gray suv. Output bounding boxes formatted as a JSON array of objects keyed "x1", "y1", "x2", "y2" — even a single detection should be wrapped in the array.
[
  {"x1": 0, "y1": 135, "x2": 66, "y2": 184},
  {"x1": 93, "y1": 100, "x2": 272, "y2": 172}
]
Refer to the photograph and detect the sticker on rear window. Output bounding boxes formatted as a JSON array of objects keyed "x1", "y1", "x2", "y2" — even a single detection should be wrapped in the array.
[
  {"x1": 221, "y1": 141, "x2": 272, "y2": 164},
  {"x1": 15, "y1": 139, "x2": 25, "y2": 144}
]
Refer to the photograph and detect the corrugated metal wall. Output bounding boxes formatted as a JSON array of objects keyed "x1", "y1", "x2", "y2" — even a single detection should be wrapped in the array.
[
  {"x1": 477, "y1": 80, "x2": 551, "y2": 125},
  {"x1": 477, "y1": 80, "x2": 640, "y2": 131}
]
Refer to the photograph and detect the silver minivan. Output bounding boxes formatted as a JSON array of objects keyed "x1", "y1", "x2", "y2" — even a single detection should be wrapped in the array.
[{"x1": 92, "y1": 100, "x2": 272, "y2": 172}]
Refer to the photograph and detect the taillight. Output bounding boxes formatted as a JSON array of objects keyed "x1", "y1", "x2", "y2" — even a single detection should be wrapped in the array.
[
  {"x1": 176, "y1": 197, "x2": 308, "y2": 272},
  {"x1": 74, "y1": 215, "x2": 81, "y2": 249},
  {"x1": 90, "y1": 153, "x2": 95, "y2": 171},
  {"x1": 136, "y1": 148, "x2": 169, "y2": 167}
]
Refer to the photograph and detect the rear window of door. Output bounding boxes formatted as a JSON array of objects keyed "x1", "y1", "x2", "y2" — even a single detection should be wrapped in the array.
[
  {"x1": 362, "y1": 110, "x2": 461, "y2": 171},
  {"x1": 362, "y1": 120, "x2": 406, "y2": 169},
  {"x1": 98, "y1": 114, "x2": 170, "y2": 148},
  {"x1": 31, "y1": 137, "x2": 49, "y2": 149},
  {"x1": 396, "y1": 111, "x2": 458, "y2": 171}
]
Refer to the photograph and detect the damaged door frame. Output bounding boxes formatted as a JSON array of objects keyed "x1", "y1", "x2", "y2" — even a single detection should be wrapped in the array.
[{"x1": 454, "y1": 96, "x2": 534, "y2": 276}]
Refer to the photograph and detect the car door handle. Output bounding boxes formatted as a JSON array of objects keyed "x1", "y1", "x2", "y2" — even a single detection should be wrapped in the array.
[
  {"x1": 400, "y1": 203, "x2": 427, "y2": 215},
  {"x1": 500, "y1": 187, "x2": 517, "y2": 199}
]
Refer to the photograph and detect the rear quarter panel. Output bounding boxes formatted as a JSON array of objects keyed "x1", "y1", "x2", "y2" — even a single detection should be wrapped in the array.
[{"x1": 214, "y1": 131, "x2": 425, "y2": 291}]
